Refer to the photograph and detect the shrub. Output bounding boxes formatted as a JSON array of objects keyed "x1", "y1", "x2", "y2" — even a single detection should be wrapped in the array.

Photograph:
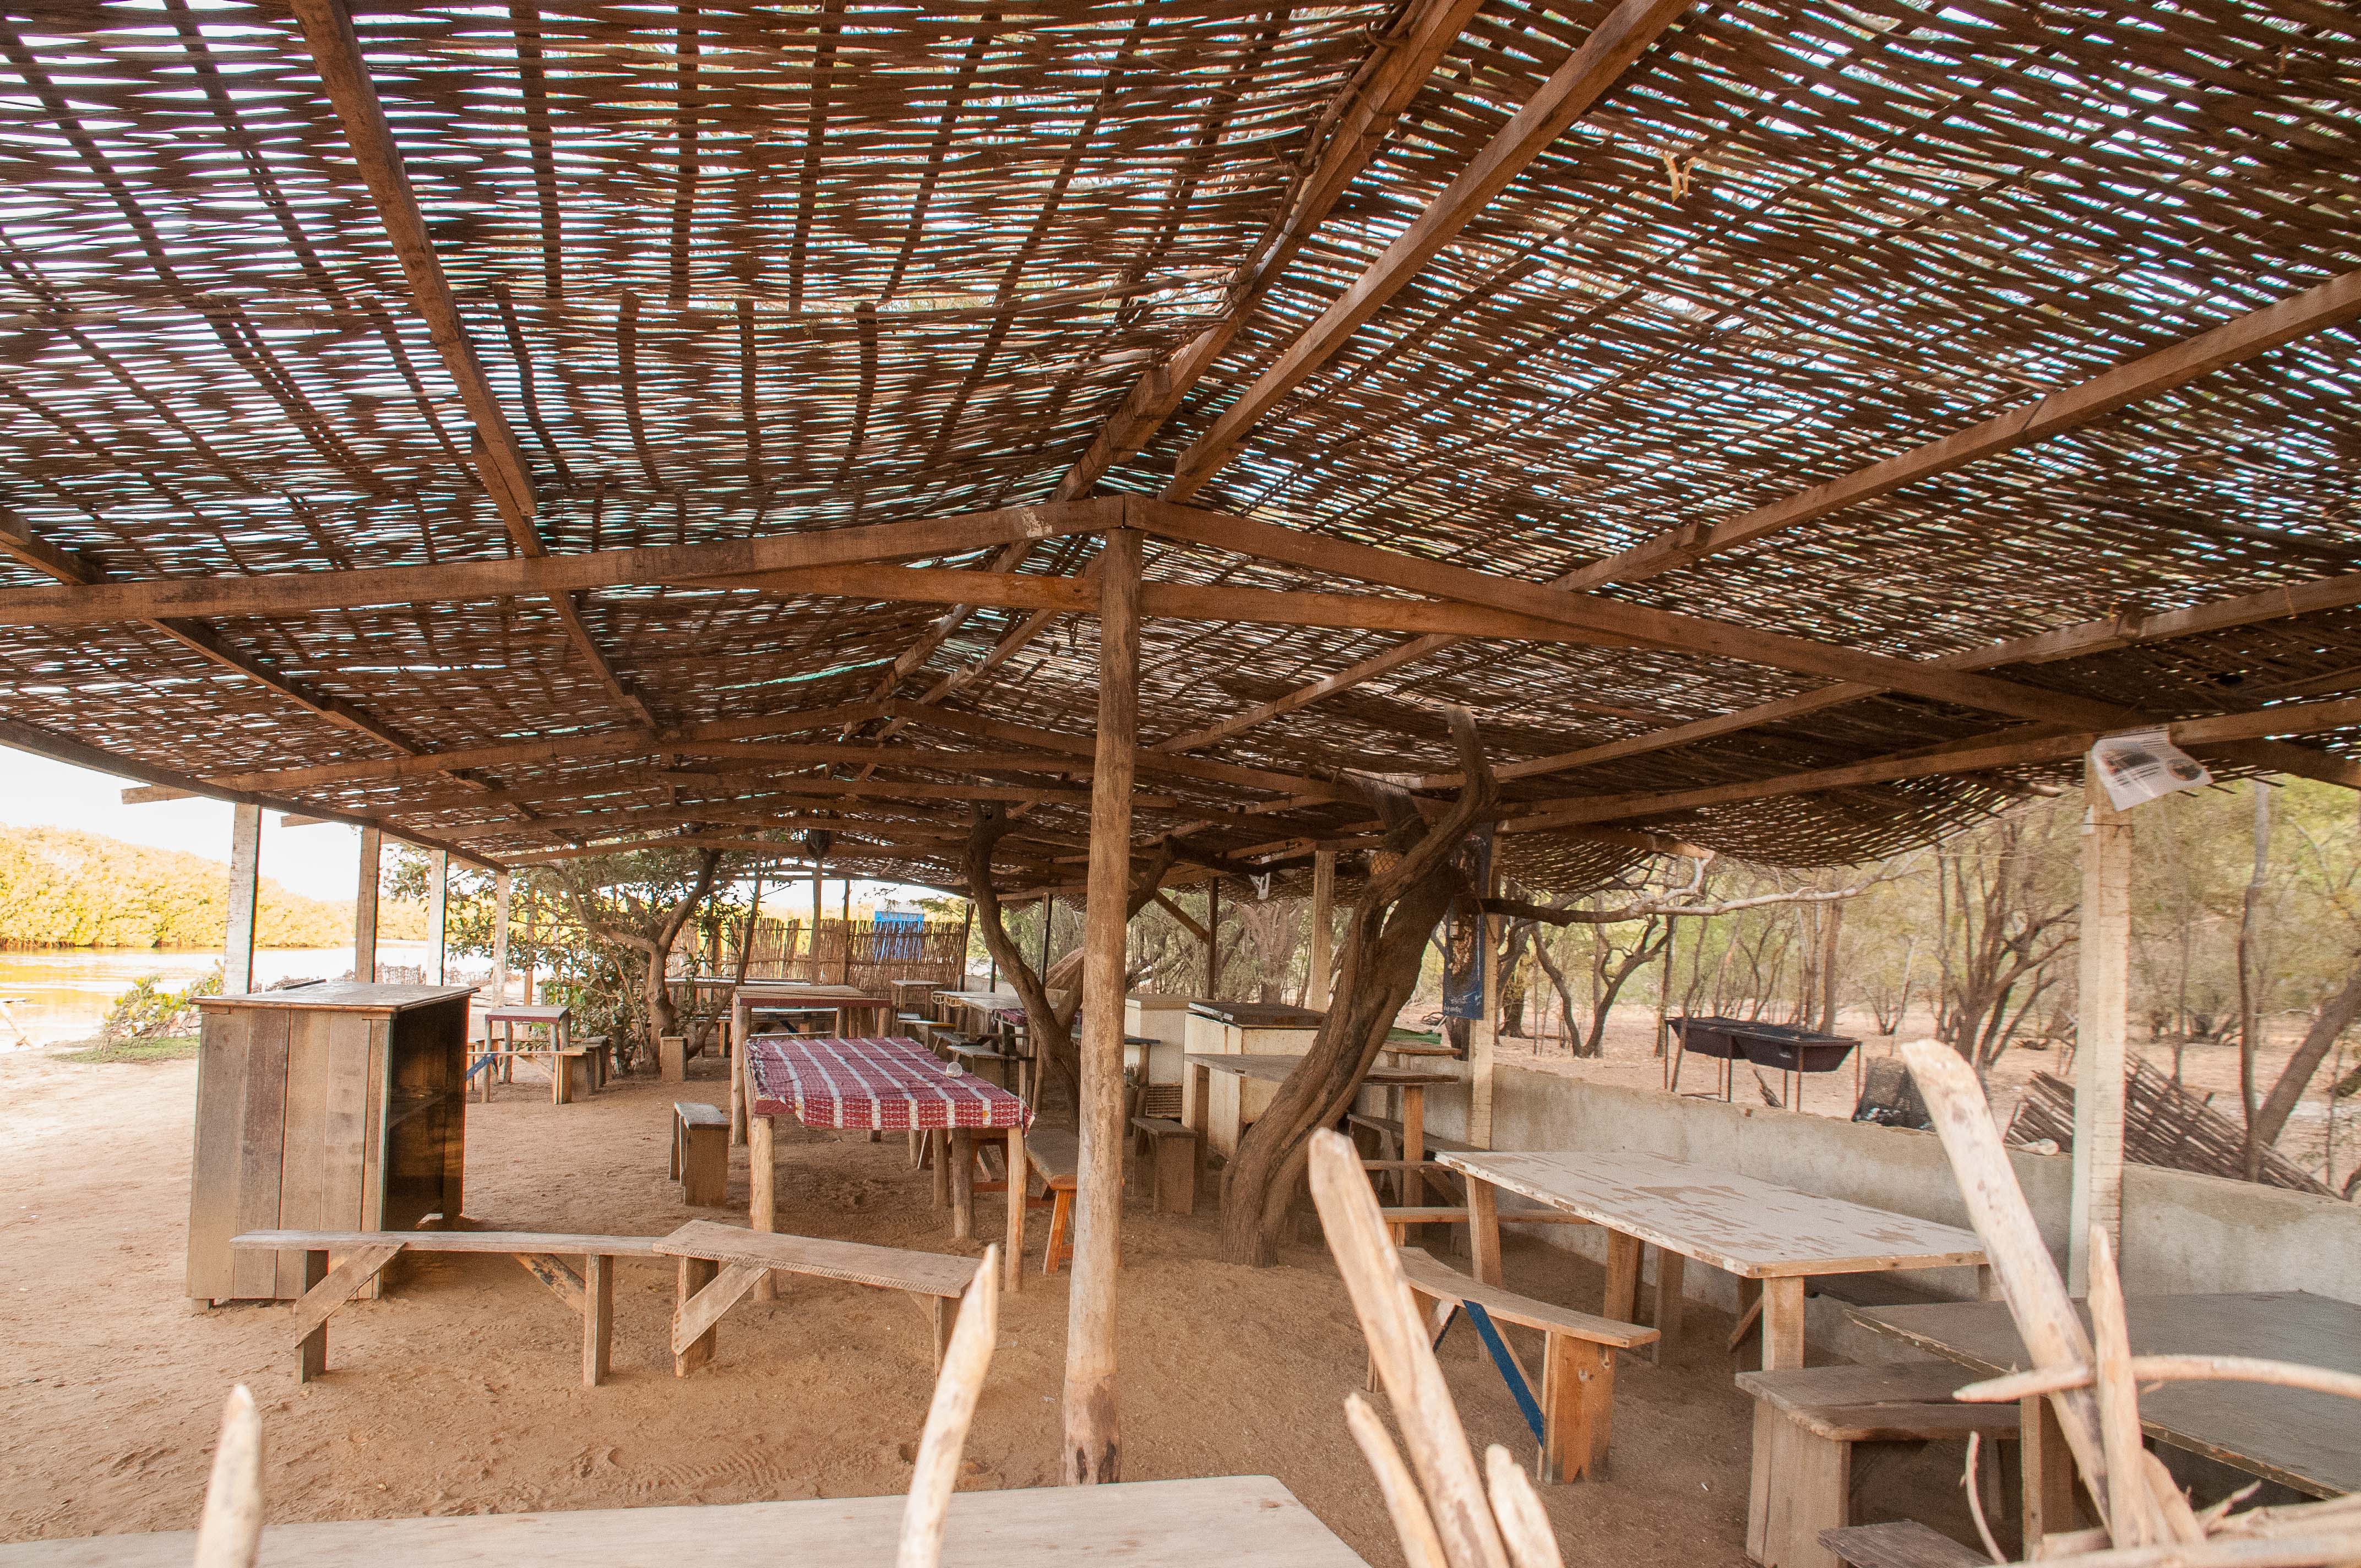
[{"x1": 101, "y1": 968, "x2": 222, "y2": 1042}]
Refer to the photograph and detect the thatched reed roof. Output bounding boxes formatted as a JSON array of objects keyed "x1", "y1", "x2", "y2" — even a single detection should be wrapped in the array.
[{"x1": 0, "y1": 0, "x2": 2356, "y2": 895}]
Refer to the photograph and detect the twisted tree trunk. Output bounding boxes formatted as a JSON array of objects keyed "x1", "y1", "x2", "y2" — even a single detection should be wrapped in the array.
[{"x1": 1217, "y1": 714, "x2": 1496, "y2": 1266}]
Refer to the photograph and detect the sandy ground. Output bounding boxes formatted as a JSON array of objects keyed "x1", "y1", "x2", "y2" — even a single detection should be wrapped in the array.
[
  {"x1": 0, "y1": 1041, "x2": 2021, "y2": 1561},
  {"x1": 1495, "y1": 1004, "x2": 2360, "y2": 1194}
]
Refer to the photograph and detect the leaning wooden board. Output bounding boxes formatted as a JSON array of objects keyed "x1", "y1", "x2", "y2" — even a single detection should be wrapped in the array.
[
  {"x1": 1850, "y1": 1289, "x2": 2361, "y2": 1498},
  {"x1": 0, "y1": 1475, "x2": 1369, "y2": 1566}
]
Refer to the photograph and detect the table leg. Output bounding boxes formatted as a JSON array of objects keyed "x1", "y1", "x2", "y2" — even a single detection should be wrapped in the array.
[
  {"x1": 1468, "y1": 1178, "x2": 1503, "y2": 1286},
  {"x1": 750, "y1": 1113, "x2": 777, "y2": 1303},
  {"x1": 951, "y1": 1130, "x2": 976, "y2": 1240},
  {"x1": 2022, "y1": 1395, "x2": 2079, "y2": 1549},
  {"x1": 1401, "y1": 1085, "x2": 1426, "y2": 1210},
  {"x1": 1004, "y1": 1125, "x2": 1025, "y2": 1293},
  {"x1": 1760, "y1": 1276, "x2": 1807, "y2": 1370},
  {"x1": 1603, "y1": 1230, "x2": 1643, "y2": 1322},
  {"x1": 931, "y1": 1130, "x2": 951, "y2": 1208},
  {"x1": 1651, "y1": 1248, "x2": 1685, "y2": 1364}
]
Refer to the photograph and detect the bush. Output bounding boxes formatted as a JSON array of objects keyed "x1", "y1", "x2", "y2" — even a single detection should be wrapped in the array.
[{"x1": 101, "y1": 968, "x2": 221, "y2": 1042}]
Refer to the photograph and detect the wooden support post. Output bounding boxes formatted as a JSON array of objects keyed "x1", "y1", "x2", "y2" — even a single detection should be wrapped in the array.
[
  {"x1": 225, "y1": 803, "x2": 261, "y2": 994},
  {"x1": 426, "y1": 848, "x2": 449, "y2": 986},
  {"x1": 1205, "y1": 879, "x2": 1220, "y2": 998},
  {"x1": 749, "y1": 1113, "x2": 776, "y2": 1302},
  {"x1": 1064, "y1": 526, "x2": 1141, "y2": 1487},
  {"x1": 520, "y1": 902, "x2": 535, "y2": 1004},
  {"x1": 2070, "y1": 758, "x2": 2130, "y2": 1292},
  {"x1": 810, "y1": 867, "x2": 824, "y2": 983},
  {"x1": 491, "y1": 869, "x2": 511, "y2": 1005},
  {"x1": 354, "y1": 825, "x2": 381, "y2": 986},
  {"x1": 2022, "y1": 1393, "x2": 2081, "y2": 1548},
  {"x1": 1468, "y1": 855, "x2": 1501, "y2": 1146},
  {"x1": 1004, "y1": 1125, "x2": 1026, "y2": 1293},
  {"x1": 1308, "y1": 849, "x2": 1335, "y2": 1009},
  {"x1": 951, "y1": 1130, "x2": 977, "y2": 1239},
  {"x1": 582, "y1": 1253, "x2": 613, "y2": 1387},
  {"x1": 1467, "y1": 1178, "x2": 1502, "y2": 1286}
]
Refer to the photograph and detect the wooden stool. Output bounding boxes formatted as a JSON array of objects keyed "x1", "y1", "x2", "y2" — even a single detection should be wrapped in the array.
[
  {"x1": 659, "y1": 1033, "x2": 688, "y2": 1082},
  {"x1": 672, "y1": 1102, "x2": 730, "y2": 1206},
  {"x1": 1130, "y1": 1117, "x2": 1199, "y2": 1215},
  {"x1": 1740, "y1": 1365, "x2": 2019, "y2": 1568},
  {"x1": 1025, "y1": 1127, "x2": 1080, "y2": 1275},
  {"x1": 559, "y1": 1047, "x2": 599, "y2": 1103},
  {"x1": 1819, "y1": 1522, "x2": 1985, "y2": 1568}
]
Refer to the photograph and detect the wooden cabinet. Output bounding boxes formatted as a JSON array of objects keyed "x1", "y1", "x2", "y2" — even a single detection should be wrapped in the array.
[{"x1": 184, "y1": 983, "x2": 473, "y2": 1302}]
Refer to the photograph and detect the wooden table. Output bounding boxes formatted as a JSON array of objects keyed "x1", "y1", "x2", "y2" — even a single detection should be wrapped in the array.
[
  {"x1": 1437, "y1": 1150, "x2": 1989, "y2": 1369},
  {"x1": 478, "y1": 1003, "x2": 578, "y2": 1104},
  {"x1": 743, "y1": 1034, "x2": 1029, "y2": 1293},
  {"x1": 1850, "y1": 1289, "x2": 2361, "y2": 1505},
  {"x1": 727, "y1": 984, "x2": 893, "y2": 1137},
  {"x1": 0, "y1": 1474, "x2": 1370, "y2": 1567},
  {"x1": 1184, "y1": 1053, "x2": 1454, "y2": 1175}
]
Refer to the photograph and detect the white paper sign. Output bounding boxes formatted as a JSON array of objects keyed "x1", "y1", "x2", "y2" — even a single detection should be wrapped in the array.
[{"x1": 2089, "y1": 727, "x2": 2212, "y2": 810}]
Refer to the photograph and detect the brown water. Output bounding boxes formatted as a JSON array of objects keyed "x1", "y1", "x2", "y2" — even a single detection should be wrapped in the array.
[{"x1": 0, "y1": 942, "x2": 432, "y2": 1047}]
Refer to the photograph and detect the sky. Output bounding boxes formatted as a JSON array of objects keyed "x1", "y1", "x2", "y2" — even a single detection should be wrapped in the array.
[{"x1": 1, "y1": 743, "x2": 929, "y2": 908}]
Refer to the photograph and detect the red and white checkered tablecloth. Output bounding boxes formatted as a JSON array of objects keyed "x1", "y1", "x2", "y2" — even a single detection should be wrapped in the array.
[{"x1": 746, "y1": 1035, "x2": 1032, "y2": 1132}]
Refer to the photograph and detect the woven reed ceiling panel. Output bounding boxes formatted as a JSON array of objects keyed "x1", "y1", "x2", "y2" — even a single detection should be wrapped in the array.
[{"x1": 0, "y1": 0, "x2": 2356, "y2": 888}]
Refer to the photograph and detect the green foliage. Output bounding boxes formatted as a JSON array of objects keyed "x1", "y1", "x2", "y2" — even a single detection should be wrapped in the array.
[
  {"x1": 57, "y1": 1035, "x2": 201, "y2": 1064},
  {"x1": 100, "y1": 968, "x2": 221, "y2": 1041},
  {"x1": 0, "y1": 824, "x2": 426, "y2": 949}
]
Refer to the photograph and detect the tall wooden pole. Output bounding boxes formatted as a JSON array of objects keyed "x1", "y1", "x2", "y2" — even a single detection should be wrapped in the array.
[
  {"x1": 1064, "y1": 527, "x2": 1140, "y2": 1486},
  {"x1": 426, "y1": 848, "x2": 449, "y2": 985},
  {"x1": 811, "y1": 864, "x2": 825, "y2": 983},
  {"x1": 1041, "y1": 894, "x2": 1056, "y2": 977},
  {"x1": 353, "y1": 825, "x2": 382, "y2": 986},
  {"x1": 1468, "y1": 856, "x2": 1502, "y2": 1146},
  {"x1": 1308, "y1": 849, "x2": 1335, "y2": 1009},
  {"x1": 842, "y1": 878, "x2": 855, "y2": 984},
  {"x1": 225, "y1": 804, "x2": 261, "y2": 994},
  {"x1": 491, "y1": 869, "x2": 512, "y2": 1004},
  {"x1": 1204, "y1": 880, "x2": 1220, "y2": 998},
  {"x1": 2070, "y1": 758, "x2": 2131, "y2": 1291}
]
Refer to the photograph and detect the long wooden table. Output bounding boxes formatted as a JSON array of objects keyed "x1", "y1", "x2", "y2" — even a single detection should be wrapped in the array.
[
  {"x1": 0, "y1": 1474, "x2": 1370, "y2": 1566},
  {"x1": 1437, "y1": 1150, "x2": 1989, "y2": 1369},
  {"x1": 1850, "y1": 1289, "x2": 2361, "y2": 1501},
  {"x1": 743, "y1": 1035, "x2": 1028, "y2": 1293}
]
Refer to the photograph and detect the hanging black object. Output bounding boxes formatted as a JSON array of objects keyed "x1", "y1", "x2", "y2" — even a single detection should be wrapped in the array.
[{"x1": 801, "y1": 829, "x2": 835, "y2": 859}]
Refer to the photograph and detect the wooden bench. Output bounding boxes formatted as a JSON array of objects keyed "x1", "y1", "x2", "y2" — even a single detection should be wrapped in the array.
[
  {"x1": 655, "y1": 1219, "x2": 981, "y2": 1374},
  {"x1": 671, "y1": 1102, "x2": 729, "y2": 1206},
  {"x1": 1818, "y1": 1522, "x2": 1985, "y2": 1568},
  {"x1": 1025, "y1": 1126, "x2": 1081, "y2": 1274},
  {"x1": 1739, "y1": 1364, "x2": 2019, "y2": 1568},
  {"x1": 231, "y1": 1228, "x2": 666, "y2": 1388},
  {"x1": 1396, "y1": 1246, "x2": 1658, "y2": 1483},
  {"x1": 1130, "y1": 1117, "x2": 1198, "y2": 1214}
]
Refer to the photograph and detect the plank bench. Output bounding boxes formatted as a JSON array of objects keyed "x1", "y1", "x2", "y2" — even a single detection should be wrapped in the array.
[
  {"x1": 1130, "y1": 1117, "x2": 1198, "y2": 1215},
  {"x1": 1396, "y1": 1246, "x2": 1659, "y2": 1483},
  {"x1": 655, "y1": 1219, "x2": 982, "y2": 1374},
  {"x1": 231, "y1": 1228, "x2": 666, "y2": 1387},
  {"x1": 1739, "y1": 1364, "x2": 2018, "y2": 1568},
  {"x1": 1819, "y1": 1521, "x2": 1986, "y2": 1568},
  {"x1": 1025, "y1": 1126, "x2": 1080, "y2": 1274},
  {"x1": 671, "y1": 1102, "x2": 729, "y2": 1206}
]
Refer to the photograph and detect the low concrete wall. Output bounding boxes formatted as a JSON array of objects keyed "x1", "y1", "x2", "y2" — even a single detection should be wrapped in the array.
[{"x1": 1400, "y1": 1061, "x2": 2361, "y2": 1335}]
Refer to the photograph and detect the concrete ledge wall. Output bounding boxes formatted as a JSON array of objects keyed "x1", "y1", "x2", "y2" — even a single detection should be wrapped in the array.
[{"x1": 1401, "y1": 1062, "x2": 2361, "y2": 1317}]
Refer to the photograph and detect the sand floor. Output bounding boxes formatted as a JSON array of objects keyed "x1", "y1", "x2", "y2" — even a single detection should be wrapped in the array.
[{"x1": 6, "y1": 1041, "x2": 2008, "y2": 1561}]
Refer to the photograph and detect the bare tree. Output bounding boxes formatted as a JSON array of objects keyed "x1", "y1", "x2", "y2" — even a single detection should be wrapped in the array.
[
  {"x1": 558, "y1": 847, "x2": 725, "y2": 1054},
  {"x1": 1933, "y1": 811, "x2": 2076, "y2": 1072}
]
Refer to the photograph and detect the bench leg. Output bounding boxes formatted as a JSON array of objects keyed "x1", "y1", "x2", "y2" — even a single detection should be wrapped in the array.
[
  {"x1": 1541, "y1": 1333, "x2": 1615, "y2": 1483},
  {"x1": 296, "y1": 1249, "x2": 330, "y2": 1382},
  {"x1": 2022, "y1": 1395, "x2": 2080, "y2": 1549},
  {"x1": 670, "y1": 1116, "x2": 684, "y2": 1182},
  {"x1": 675, "y1": 1256, "x2": 720, "y2": 1375},
  {"x1": 1004, "y1": 1126, "x2": 1025, "y2": 1295},
  {"x1": 582, "y1": 1254, "x2": 613, "y2": 1387},
  {"x1": 1749, "y1": 1406, "x2": 1848, "y2": 1568},
  {"x1": 926, "y1": 1293, "x2": 955, "y2": 1370},
  {"x1": 1044, "y1": 1188, "x2": 1074, "y2": 1276},
  {"x1": 750, "y1": 1114, "x2": 777, "y2": 1303}
]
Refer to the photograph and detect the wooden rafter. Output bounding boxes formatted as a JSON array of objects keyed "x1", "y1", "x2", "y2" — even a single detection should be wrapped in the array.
[
  {"x1": 1163, "y1": 0, "x2": 1697, "y2": 500},
  {"x1": 1159, "y1": 268, "x2": 2361, "y2": 755}
]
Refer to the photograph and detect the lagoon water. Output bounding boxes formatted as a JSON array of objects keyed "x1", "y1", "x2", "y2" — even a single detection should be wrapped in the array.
[{"x1": 0, "y1": 941, "x2": 432, "y2": 1047}]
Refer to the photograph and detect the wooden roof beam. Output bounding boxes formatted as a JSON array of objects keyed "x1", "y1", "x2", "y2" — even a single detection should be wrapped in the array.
[
  {"x1": 0, "y1": 500, "x2": 1118, "y2": 627},
  {"x1": 1136, "y1": 503, "x2": 2124, "y2": 726},
  {"x1": 1504, "y1": 692, "x2": 2361, "y2": 833},
  {"x1": 1165, "y1": 0, "x2": 1697, "y2": 499},
  {"x1": 1157, "y1": 267, "x2": 2361, "y2": 754},
  {"x1": 1413, "y1": 565, "x2": 2361, "y2": 792},
  {"x1": 291, "y1": 0, "x2": 540, "y2": 549}
]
